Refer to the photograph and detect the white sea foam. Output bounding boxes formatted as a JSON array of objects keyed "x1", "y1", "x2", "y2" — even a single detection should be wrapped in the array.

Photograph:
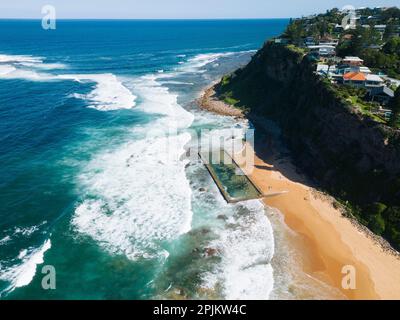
[
  {"x1": 63, "y1": 74, "x2": 137, "y2": 111},
  {"x1": 0, "y1": 54, "x2": 66, "y2": 71},
  {"x1": 0, "y1": 236, "x2": 11, "y2": 246},
  {"x1": 202, "y1": 201, "x2": 275, "y2": 300},
  {"x1": 0, "y1": 65, "x2": 16, "y2": 76},
  {"x1": 0, "y1": 54, "x2": 136, "y2": 111},
  {"x1": 186, "y1": 53, "x2": 235, "y2": 69},
  {"x1": 72, "y1": 74, "x2": 194, "y2": 260},
  {"x1": 20, "y1": 62, "x2": 67, "y2": 70},
  {"x1": 73, "y1": 133, "x2": 192, "y2": 260},
  {"x1": 132, "y1": 74, "x2": 193, "y2": 126},
  {"x1": 13, "y1": 225, "x2": 41, "y2": 237},
  {"x1": 0, "y1": 54, "x2": 43, "y2": 64},
  {"x1": 0, "y1": 240, "x2": 51, "y2": 296},
  {"x1": 0, "y1": 67, "x2": 55, "y2": 81}
]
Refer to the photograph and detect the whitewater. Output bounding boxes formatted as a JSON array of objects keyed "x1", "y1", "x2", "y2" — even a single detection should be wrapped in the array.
[{"x1": 0, "y1": 51, "x2": 275, "y2": 299}]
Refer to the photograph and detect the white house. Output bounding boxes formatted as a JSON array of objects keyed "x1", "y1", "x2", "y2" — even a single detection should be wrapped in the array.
[
  {"x1": 374, "y1": 25, "x2": 387, "y2": 33},
  {"x1": 365, "y1": 74, "x2": 385, "y2": 87},
  {"x1": 343, "y1": 56, "x2": 364, "y2": 66},
  {"x1": 308, "y1": 45, "x2": 336, "y2": 56}
]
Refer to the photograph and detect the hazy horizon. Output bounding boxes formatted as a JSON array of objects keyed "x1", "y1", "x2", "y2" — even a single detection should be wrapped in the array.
[{"x1": 0, "y1": 0, "x2": 399, "y2": 19}]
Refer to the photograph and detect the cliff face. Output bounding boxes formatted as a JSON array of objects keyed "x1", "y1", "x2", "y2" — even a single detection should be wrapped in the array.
[{"x1": 217, "y1": 42, "x2": 400, "y2": 208}]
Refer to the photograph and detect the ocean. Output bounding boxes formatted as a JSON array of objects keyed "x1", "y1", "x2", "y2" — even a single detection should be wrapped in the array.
[{"x1": 0, "y1": 19, "x2": 342, "y2": 300}]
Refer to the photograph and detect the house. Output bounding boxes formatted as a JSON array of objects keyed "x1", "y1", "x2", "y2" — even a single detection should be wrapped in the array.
[
  {"x1": 368, "y1": 86, "x2": 395, "y2": 105},
  {"x1": 374, "y1": 24, "x2": 387, "y2": 33},
  {"x1": 319, "y1": 40, "x2": 339, "y2": 47},
  {"x1": 304, "y1": 36, "x2": 315, "y2": 46},
  {"x1": 334, "y1": 24, "x2": 344, "y2": 32},
  {"x1": 316, "y1": 64, "x2": 337, "y2": 76},
  {"x1": 337, "y1": 64, "x2": 371, "y2": 75},
  {"x1": 359, "y1": 66, "x2": 372, "y2": 74},
  {"x1": 319, "y1": 37, "x2": 339, "y2": 46},
  {"x1": 342, "y1": 72, "x2": 367, "y2": 87},
  {"x1": 274, "y1": 38, "x2": 289, "y2": 44},
  {"x1": 342, "y1": 72, "x2": 384, "y2": 88},
  {"x1": 365, "y1": 74, "x2": 384, "y2": 87},
  {"x1": 343, "y1": 56, "x2": 364, "y2": 66},
  {"x1": 307, "y1": 45, "x2": 336, "y2": 56}
]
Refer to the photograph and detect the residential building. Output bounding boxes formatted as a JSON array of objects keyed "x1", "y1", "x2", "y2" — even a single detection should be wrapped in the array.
[
  {"x1": 307, "y1": 45, "x2": 336, "y2": 56},
  {"x1": 365, "y1": 74, "x2": 385, "y2": 87},
  {"x1": 374, "y1": 24, "x2": 387, "y2": 33},
  {"x1": 368, "y1": 86, "x2": 395, "y2": 105},
  {"x1": 343, "y1": 56, "x2": 364, "y2": 66},
  {"x1": 342, "y1": 72, "x2": 367, "y2": 87}
]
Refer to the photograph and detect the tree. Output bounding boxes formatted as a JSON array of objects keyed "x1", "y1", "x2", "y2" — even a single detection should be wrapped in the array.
[
  {"x1": 382, "y1": 206, "x2": 400, "y2": 249},
  {"x1": 389, "y1": 87, "x2": 400, "y2": 128},
  {"x1": 326, "y1": 59, "x2": 335, "y2": 78},
  {"x1": 384, "y1": 23, "x2": 398, "y2": 41},
  {"x1": 365, "y1": 202, "x2": 387, "y2": 235},
  {"x1": 284, "y1": 20, "x2": 305, "y2": 45},
  {"x1": 365, "y1": 202, "x2": 388, "y2": 217},
  {"x1": 369, "y1": 213, "x2": 386, "y2": 235},
  {"x1": 383, "y1": 37, "x2": 400, "y2": 55}
]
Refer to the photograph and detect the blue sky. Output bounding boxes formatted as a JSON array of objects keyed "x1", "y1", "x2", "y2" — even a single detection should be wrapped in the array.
[{"x1": 0, "y1": 0, "x2": 399, "y2": 19}]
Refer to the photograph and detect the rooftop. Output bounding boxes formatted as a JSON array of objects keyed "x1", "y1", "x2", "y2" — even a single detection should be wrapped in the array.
[
  {"x1": 343, "y1": 56, "x2": 364, "y2": 62},
  {"x1": 370, "y1": 86, "x2": 395, "y2": 97},
  {"x1": 366, "y1": 74, "x2": 384, "y2": 82},
  {"x1": 343, "y1": 72, "x2": 367, "y2": 81}
]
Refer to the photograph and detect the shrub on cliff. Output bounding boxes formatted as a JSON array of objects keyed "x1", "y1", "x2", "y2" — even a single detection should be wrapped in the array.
[
  {"x1": 389, "y1": 87, "x2": 400, "y2": 128},
  {"x1": 369, "y1": 213, "x2": 386, "y2": 235},
  {"x1": 365, "y1": 202, "x2": 388, "y2": 217},
  {"x1": 383, "y1": 206, "x2": 400, "y2": 249}
]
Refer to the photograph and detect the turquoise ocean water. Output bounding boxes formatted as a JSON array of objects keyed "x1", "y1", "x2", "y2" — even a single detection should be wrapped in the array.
[{"x1": 0, "y1": 19, "x2": 340, "y2": 300}]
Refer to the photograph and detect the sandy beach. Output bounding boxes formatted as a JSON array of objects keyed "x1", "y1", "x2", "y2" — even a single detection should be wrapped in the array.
[{"x1": 199, "y1": 85, "x2": 400, "y2": 300}]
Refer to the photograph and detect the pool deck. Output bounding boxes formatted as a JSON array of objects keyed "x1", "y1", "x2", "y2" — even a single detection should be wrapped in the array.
[{"x1": 198, "y1": 150, "x2": 288, "y2": 203}]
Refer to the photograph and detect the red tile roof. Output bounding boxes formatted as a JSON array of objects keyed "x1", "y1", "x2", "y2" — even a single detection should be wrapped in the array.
[{"x1": 343, "y1": 72, "x2": 366, "y2": 81}]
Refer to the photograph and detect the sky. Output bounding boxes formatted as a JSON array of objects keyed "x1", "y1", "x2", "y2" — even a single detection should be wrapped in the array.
[{"x1": 0, "y1": 0, "x2": 399, "y2": 19}]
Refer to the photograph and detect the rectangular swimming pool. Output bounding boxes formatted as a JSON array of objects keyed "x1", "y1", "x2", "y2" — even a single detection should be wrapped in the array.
[{"x1": 199, "y1": 150, "x2": 263, "y2": 203}]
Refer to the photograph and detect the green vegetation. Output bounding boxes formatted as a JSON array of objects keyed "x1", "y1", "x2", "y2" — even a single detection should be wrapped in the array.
[
  {"x1": 221, "y1": 75, "x2": 231, "y2": 86},
  {"x1": 389, "y1": 87, "x2": 400, "y2": 128},
  {"x1": 334, "y1": 85, "x2": 386, "y2": 123},
  {"x1": 219, "y1": 75, "x2": 242, "y2": 107},
  {"x1": 365, "y1": 203, "x2": 387, "y2": 235},
  {"x1": 286, "y1": 44, "x2": 307, "y2": 55}
]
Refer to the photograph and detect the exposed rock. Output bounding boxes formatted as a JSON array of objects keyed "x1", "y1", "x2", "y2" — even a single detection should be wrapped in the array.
[
  {"x1": 203, "y1": 247, "x2": 218, "y2": 257},
  {"x1": 217, "y1": 214, "x2": 228, "y2": 220}
]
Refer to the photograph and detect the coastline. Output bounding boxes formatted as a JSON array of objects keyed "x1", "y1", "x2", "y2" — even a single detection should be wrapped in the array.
[
  {"x1": 199, "y1": 84, "x2": 400, "y2": 300},
  {"x1": 198, "y1": 85, "x2": 244, "y2": 118}
]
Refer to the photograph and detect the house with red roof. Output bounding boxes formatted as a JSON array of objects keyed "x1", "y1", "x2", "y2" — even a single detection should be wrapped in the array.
[{"x1": 342, "y1": 72, "x2": 367, "y2": 87}]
